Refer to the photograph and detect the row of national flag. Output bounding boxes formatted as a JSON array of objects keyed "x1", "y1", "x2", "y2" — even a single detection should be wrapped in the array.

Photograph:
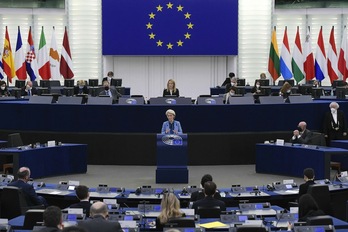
[
  {"x1": 1, "y1": 26, "x2": 74, "y2": 83},
  {"x1": 268, "y1": 26, "x2": 348, "y2": 84}
]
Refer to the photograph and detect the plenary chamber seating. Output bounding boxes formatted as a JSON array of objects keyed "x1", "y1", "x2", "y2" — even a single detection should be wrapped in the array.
[
  {"x1": 307, "y1": 184, "x2": 333, "y2": 216},
  {"x1": 196, "y1": 206, "x2": 221, "y2": 218}
]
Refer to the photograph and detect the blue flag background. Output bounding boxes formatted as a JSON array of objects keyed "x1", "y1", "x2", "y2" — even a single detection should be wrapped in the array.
[{"x1": 102, "y1": 0, "x2": 238, "y2": 55}]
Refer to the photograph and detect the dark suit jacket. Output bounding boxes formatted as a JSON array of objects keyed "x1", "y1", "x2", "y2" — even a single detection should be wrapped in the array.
[
  {"x1": 70, "y1": 200, "x2": 92, "y2": 217},
  {"x1": 8, "y1": 180, "x2": 44, "y2": 206},
  {"x1": 323, "y1": 110, "x2": 347, "y2": 140},
  {"x1": 225, "y1": 83, "x2": 235, "y2": 93},
  {"x1": 37, "y1": 227, "x2": 61, "y2": 232},
  {"x1": 190, "y1": 190, "x2": 222, "y2": 202},
  {"x1": 78, "y1": 215, "x2": 122, "y2": 232},
  {"x1": 21, "y1": 87, "x2": 38, "y2": 96},
  {"x1": 298, "y1": 180, "x2": 315, "y2": 200},
  {"x1": 99, "y1": 88, "x2": 121, "y2": 102},
  {"x1": 0, "y1": 88, "x2": 10, "y2": 97},
  {"x1": 192, "y1": 196, "x2": 226, "y2": 212},
  {"x1": 163, "y1": 89, "x2": 179, "y2": 97},
  {"x1": 290, "y1": 129, "x2": 313, "y2": 144},
  {"x1": 74, "y1": 86, "x2": 88, "y2": 95},
  {"x1": 221, "y1": 78, "x2": 230, "y2": 87}
]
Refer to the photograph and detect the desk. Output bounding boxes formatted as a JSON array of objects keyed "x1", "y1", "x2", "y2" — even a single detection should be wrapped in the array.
[
  {"x1": 255, "y1": 143, "x2": 348, "y2": 179},
  {"x1": 330, "y1": 140, "x2": 348, "y2": 170},
  {"x1": 0, "y1": 144, "x2": 87, "y2": 179}
]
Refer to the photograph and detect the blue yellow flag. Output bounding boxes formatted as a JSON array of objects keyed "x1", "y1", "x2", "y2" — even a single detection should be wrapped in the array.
[{"x1": 102, "y1": 0, "x2": 238, "y2": 55}]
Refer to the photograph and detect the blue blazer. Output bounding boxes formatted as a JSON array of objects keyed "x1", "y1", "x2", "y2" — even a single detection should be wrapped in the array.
[
  {"x1": 161, "y1": 120, "x2": 183, "y2": 134},
  {"x1": 8, "y1": 180, "x2": 44, "y2": 206}
]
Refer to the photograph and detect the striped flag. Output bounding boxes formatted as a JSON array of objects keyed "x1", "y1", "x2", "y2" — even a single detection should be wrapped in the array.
[
  {"x1": 0, "y1": 54, "x2": 4, "y2": 80},
  {"x1": 49, "y1": 27, "x2": 60, "y2": 80},
  {"x1": 26, "y1": 27, "x2": 39, "y2": 81},
  {"x1": 327, "y1": 26, "x2": 339, "y2": 84},
  {"x1": 292, "y1": 26, "x2": 304, "y2": 83},
  {"x1": 37, "y1": 26, "x2": 51, "y2": 80},
  {"x1": 315, "y1": 26, "x2": 327, "y2": 81},
  {"x1": 2, "y1": 26, "x2": 15, "y2": 83},
  {"x1": 303, "y1": 26, "x2": 315, "y2": 81},
  {"x1": 280, "y1": 26, "x2": 293, "y2": 80},
  {"x1": 60, "y1": 27, "x2": 74, "y2": 79},
  {"x1": 268, "y1": 26, "x2": 280, "y2": 81},
  {"x1": 338, "y1": 26, "x2": 348, "y2": 80},
  {"x1": 15, "y1": 26, "x2": 27, "y2": 80}
]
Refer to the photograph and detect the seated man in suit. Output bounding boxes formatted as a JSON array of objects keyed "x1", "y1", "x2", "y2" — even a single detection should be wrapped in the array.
[
  {"x1": 21, "y1": 80, "x2": 38, "y2": 96},
  {"x1": 69, "y1": 185, "x2": 91, "y2": 217},
  {"x1": 192, "y1": 181, "x2": 226, "y2": 213},
  {"x1": 39, "y1": 206, "x2": 63, "y2": 232},
  {"x1": 190, "y1": 174, "x2": 221, "y2": 202},
  {"x1": 99, "y1": 80, "x2": 121, "y2": 103},
  {"x1": 8, "y1": 166, "x2": 47, "y2": 206},
  {"x1": 290, "y1": 121, "x2": 313, "y2": 144},
  {"x1": 78, "y1": 201, "x2": 122, "y2": 232},
  {"x1": 298, "y1": 168, "x2": 316, "y2": 200}
]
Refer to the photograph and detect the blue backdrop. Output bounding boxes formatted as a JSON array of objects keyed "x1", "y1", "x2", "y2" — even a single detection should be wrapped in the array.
[{"x1": 102, "y1": 0, "x2": 238, "y2": 55}]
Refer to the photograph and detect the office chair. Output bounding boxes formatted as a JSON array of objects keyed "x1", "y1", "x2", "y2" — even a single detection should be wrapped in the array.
[
  {"x1": 4, "y1": 133, "x2": 24, "y2": 174},
  {"x1": 23, "y1": 209, "x2": 45, "y2": 230},
  {"x1": 307, "y1": 185, "x2": 333, "y2": 216},
  {"x1": 306, "y1": 215, "x2": 333, "y2": 226},
  {"x1": 308, "y1": 132, "x2": 326, "y2": 146},
  {"x1": 196, "y1": 206, "x2": 221, "y2": 218},
  {"x1": 1, "y1": 186, "x2": 30, "y2": 219},
  {"x1": 166, "y1": 218, "x2": 195, "y2": 228},
  {"x1": 235, "y1": 225, "x2": 268, "y2": 232}
]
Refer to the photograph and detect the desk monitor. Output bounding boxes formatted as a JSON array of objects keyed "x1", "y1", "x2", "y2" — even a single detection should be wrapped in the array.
[
  {"x1": 37, "y1": 87, "x2": 50, "y2": 95},
  {"x1": 311, "y1": 88, "x2": 323, "y2": 99},
  {"x1": 8, "y1": 133, "x2": 23, "y2": 147},
  {"x1": 228, "y1": 96, "x2": 254, "y2": 105},
  {"x1": 15, "y1": 80, "x2": 25, "y2": 88},
  {"x1": 115, "y1": 87, "x2": 125, "y2": 95},
  {"x1": 28, "y1": 96, "x2": 54, "y2": 104},
  {"x1": 237, "y1": 79, "x2": 246, "y2": 86},
  {"x1": 50, "y1": 80, "x2": 61, "y2": 87},
  {"x1": 40, "y1": 80, "x2": 51, "y2": 88},
  {"x1": 196, "y1": 97, "x2": 224, "y2": 105},
  {"x1": 278, "y1": 79, "x2": 295, "y2": 87},
  {"x1": 236, "y1": 86, "x2": 246, "y2": 95},
  {"x1": 62, "y1": 87, "x2": 74, "y2": 97},
  {"x1": 88, "y1": 79, "x2": 99, "y2": 87},
  {"x1": 255, "y1": 79, "x2": 269, "y2": 86},
  {"x1": 10, "y1": 88, "x2": 21, "y2": 98},
  {"x1": 119, "y1": 97, "x2": 145, "y2": 105},
  {"x1": 332, "y1": 80, "x2": 346, "y2": 88},
  {"x1": 289, "y1": 95, "x2": 313, "y2": 103},
  {"x1": 64, "y1": 79, "x2": 74, "y2": 87},
  {"x1": 298, "y1": 85, "x2": 312, "y2": 95},
  {"x1": 335, "y1": 87, "x2": 348, "y2": 99},
  {"x1": 260, "y1": 86, "x2": 271, "y2": 96},
  {"x1": 89, "y1": 86, "x2": 102, "y2": 96},
  {"x1": 110, "y1": 78, "x2": 122, "y2": 87}
]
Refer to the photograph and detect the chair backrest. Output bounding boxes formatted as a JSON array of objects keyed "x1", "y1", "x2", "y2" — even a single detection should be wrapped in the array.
[
  {"x1": 306, "y1": 215, "x2": 333, "y2": 226},
  {"x1": 308, "y1": 132, "x2": 326, "y2": 146},
  {"x1": 196, "y1": 206, "x2": 221, "y2": 218},
  {"x1": 1, "y1": 186, "x2": 28, "y2": 219},
  {"x1": 7, "y1": 133, "x2": 24, "y2": 147},
  {"x1": 166, "y1": 217, "x2": 195, "y2": 228},
  {"x1": 23, "y1": 209, "x2": 45, "y2": 230},
  {"x1": 307, "y1": 185, "x2": 332, "y2": 215}
]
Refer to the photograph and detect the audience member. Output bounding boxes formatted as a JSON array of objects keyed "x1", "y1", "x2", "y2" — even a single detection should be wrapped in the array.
[
  {"x1": 260, "y1": 73, "x2": 267, "y2": 79},
  {"x1": 163, "y1": 79, "x2": 179, "y2": 97},
  {"x1": 21, "y1": 80, "x2": 38, "y2": 96},
  {"x1": 251, "y1": 81, "x2": 262, "y2": 95},
  {"x1": 279, "y1": 81, "x2": 292, "y2": 103},
  {"x1": 290, "y1": 121, "x2": 313, "y2": 144},
  {"x1": 99, "y1": 80, "x2": 121, "y2": 103},
  {"x1": 102, "y1": 71, "x2": 114, "y2": 84},
  {"x1": 62, "y1": 226, "x2": 86, "y2": 232},
  {"x1": 161, "y1": 109, "x2": 183, "y2": 134},
  {"x1": 156, "y1": 193, "x2": 185, "y2": 230},
  {"x1": 192, "y1": 181, "x2": 226, "y2": 212},
  {"x1": 78, "y1": 201, "x2": 122, "y2": 232},
  {"x1": 221, "y1": 72, "x2": 235, "y2": 87},
  {"x1": 312, "y1": 80, "x2": 320, "y2": 88},
  {"x1": 69, "y1": 185, "x2": 91, "y2": 217},
  {"x1": 223, "y1": 86, "x2": 237, "y2": 104},
  {"x1": 74, "y1": 80, "x2": 88, "y2": 95},
  {"x1": 323, "y1": 102, "x2": 347, "y2": 145},
  {"x1": 0, "y1": 80, "x2": 10, "y2": 97},
  {"x1": 298, "y1": 194, "x2": 324, "y2": 222},
  {"x1": 190, "y1": 174, "x2": 221, "y2": 202},
  {"x1": 39, "y1": 206, "x2": 63, "y2": 232},
  {"x1": 8, "y1": 166, "x2": 47, "y2": 206},
  {"x1": 225, "y1": 77, "x2": 238, "y2": 93},
  {"x1": 298, "y1": 168, "x2": 316, "y2": 200}
]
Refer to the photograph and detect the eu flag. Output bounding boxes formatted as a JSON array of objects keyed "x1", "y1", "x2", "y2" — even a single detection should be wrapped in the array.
[{"x1": 102, "y1": 0, "x2": 238, "y2": 55}]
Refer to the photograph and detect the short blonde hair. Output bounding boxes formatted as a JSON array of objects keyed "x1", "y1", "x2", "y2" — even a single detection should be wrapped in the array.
[{"x1": 165, "y1": 109, "x2": 176, "y2": 116}]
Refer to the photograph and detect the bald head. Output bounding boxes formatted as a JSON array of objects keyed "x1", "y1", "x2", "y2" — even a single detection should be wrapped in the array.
[
  {"x1": 298, "y1": 121, "x2": 307, "y2": 131},
  {"x1": 90, "y1": 202, "x2": 108, "y2": 218},
  {"x1": 17, "y1": 167, "x2": 31, "y2": 181}
]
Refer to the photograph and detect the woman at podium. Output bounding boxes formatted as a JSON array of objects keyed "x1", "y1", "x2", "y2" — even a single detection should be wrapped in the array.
[{"x1": 161, "y1": 109, "x2": 183, "y2": 134}]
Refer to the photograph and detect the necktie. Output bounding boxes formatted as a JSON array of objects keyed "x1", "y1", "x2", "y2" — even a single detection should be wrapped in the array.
[{"x1": 28, "y1": 90, "x2": 31, "y2": 96}]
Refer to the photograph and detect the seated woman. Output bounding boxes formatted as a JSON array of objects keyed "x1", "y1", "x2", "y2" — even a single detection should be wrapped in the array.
[
  {"x1": 163, "y1": 79, "x2": 179, "y2": 97},
  {"x1": 0, "y1": 81, "x2": 10, "y2": 97},
  {"x1": 279, "y1": 81, "x2": 292, "y2": 103},
  {"x1": 298, "y1": 194, "x2": 324, "y2": 222},
  {"x1": 74, "y1": 80, "x2": 88, "y2": 95},
  {"x1": 156, "y1": 193, "x2": 185, "y2": 230}
]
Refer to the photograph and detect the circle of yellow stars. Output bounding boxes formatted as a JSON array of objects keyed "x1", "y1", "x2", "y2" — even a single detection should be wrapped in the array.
[{"x1": 146, "y1": 2, "x2": 194, "y2": 50}]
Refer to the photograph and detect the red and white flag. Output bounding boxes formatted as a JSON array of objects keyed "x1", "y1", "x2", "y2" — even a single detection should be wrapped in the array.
[
  {"x1": 303, "y1": 26, "x2": 315, "y2": 81},
  {"x1": 38, "y1": 26, "x2": 51, "y2": 80},
  {"x1": 60, "y1": 27, "x2": 74, "y2": 79},
  {"x1": 15, "y1": 26, "x2": 27, "y2": 80},
  {"x1": 338, "y1": 26, "x2": 348, "y2": 80},
  {"x1": 327, "y1": 26, "x2": 339, "y2": 83}
]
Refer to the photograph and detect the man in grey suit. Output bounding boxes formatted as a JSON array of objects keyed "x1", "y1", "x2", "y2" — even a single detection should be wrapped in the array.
[
  {"x1": 99, "y1": 80, "x2": 121, "y2": 103},
  {"x1": 78, "y1": 202, "x2": 122, "y2": 232}
]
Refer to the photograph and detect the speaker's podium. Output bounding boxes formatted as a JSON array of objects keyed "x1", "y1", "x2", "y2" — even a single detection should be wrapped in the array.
[{"x1": 156, "y1": 134, "x2": 188, "y2": 183}]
